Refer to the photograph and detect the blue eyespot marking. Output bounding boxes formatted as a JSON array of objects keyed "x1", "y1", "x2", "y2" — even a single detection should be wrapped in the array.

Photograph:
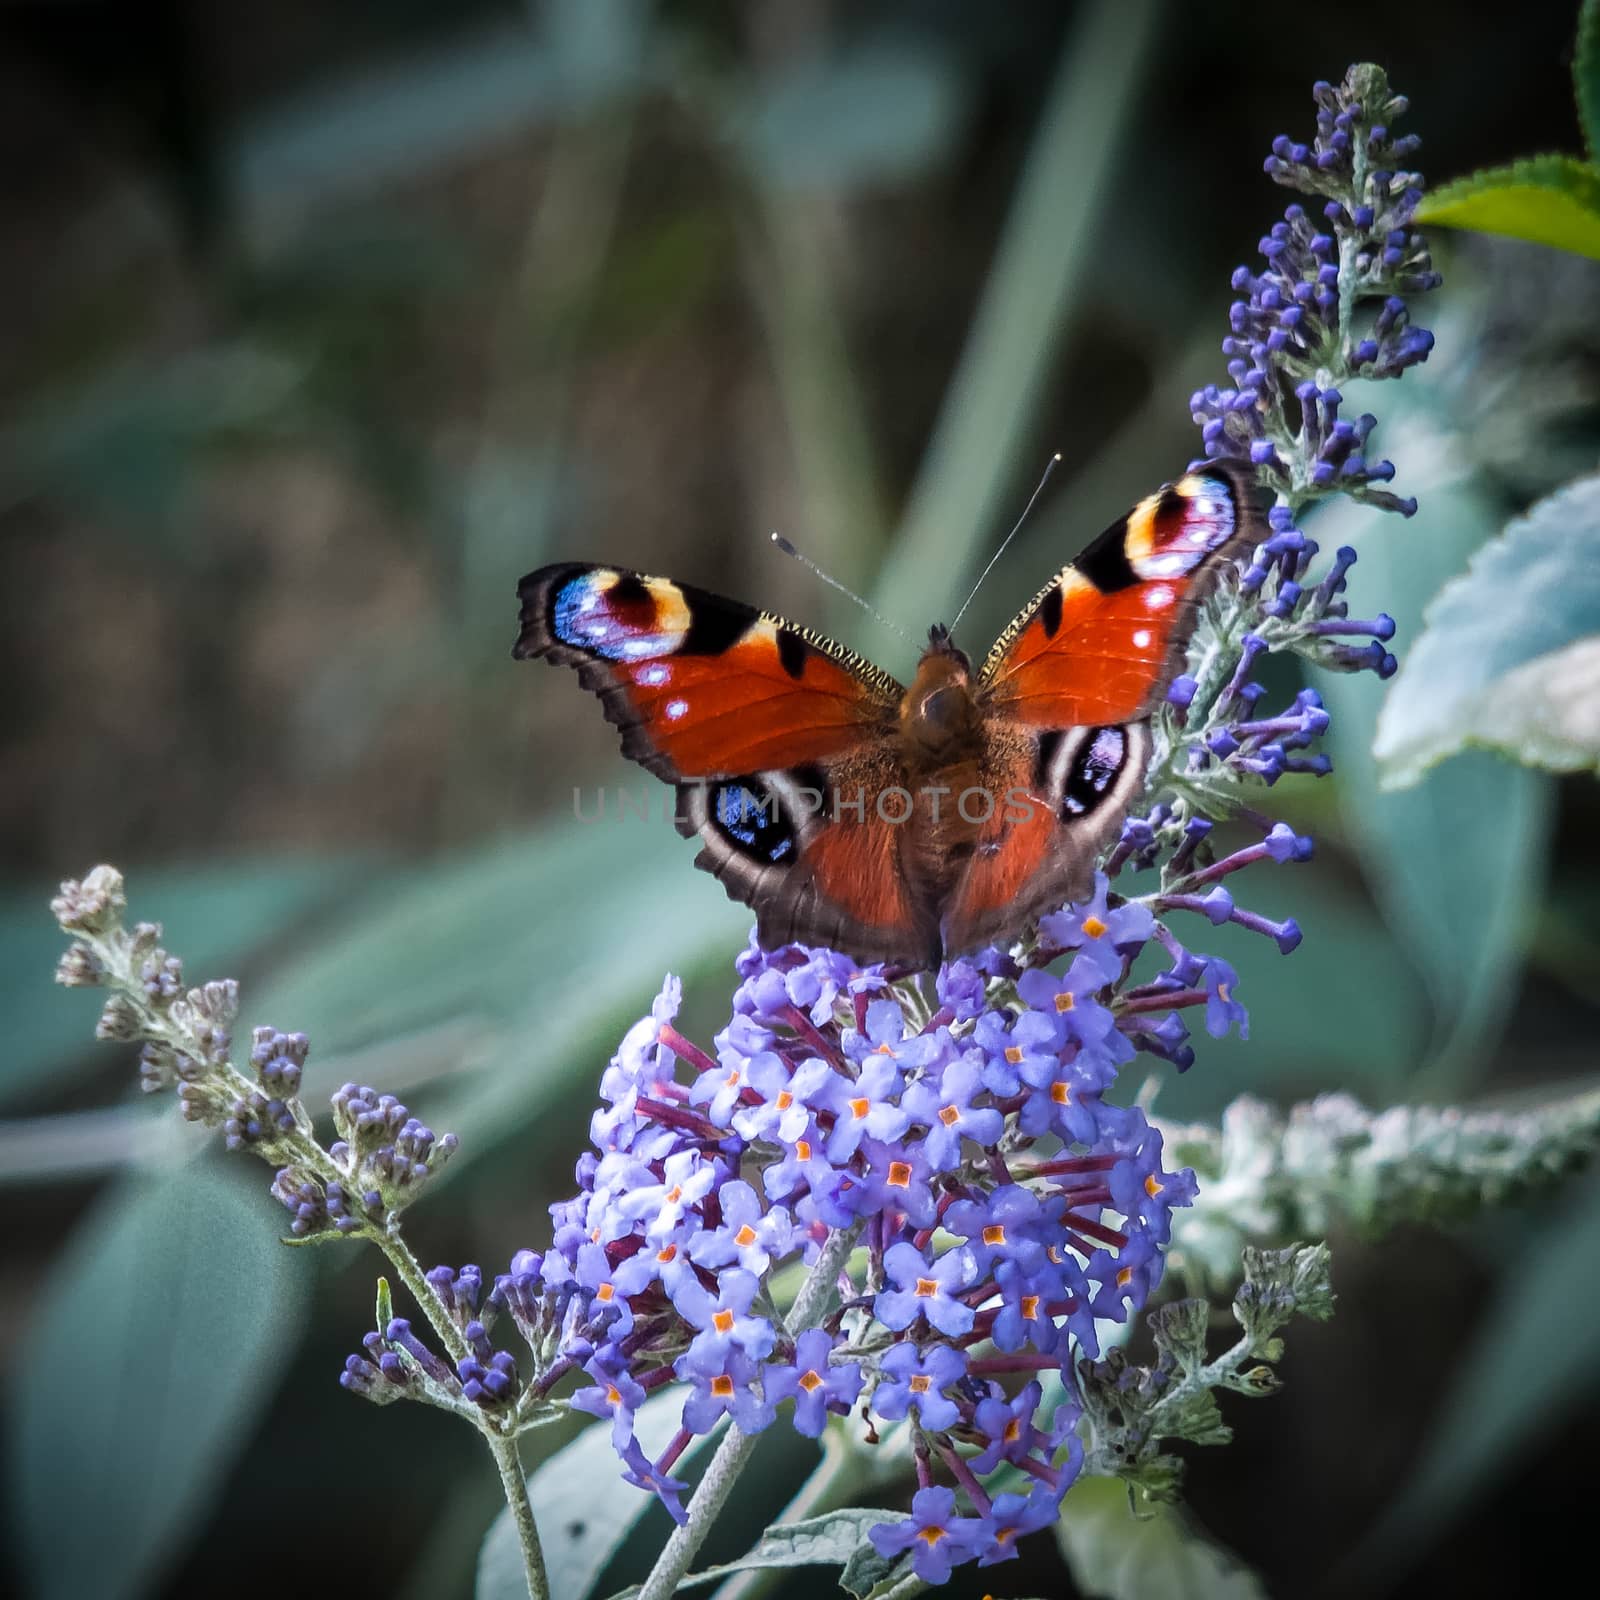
[
  {"x1": 711, "y1": 781, "x2": 796, "y2": 864},
  {"x1": 552, "y1": 572, "x2": 687, "y2": 661},
  {"x1": 1062, "y1": 726, "x2": 1128, "y2": 817}
]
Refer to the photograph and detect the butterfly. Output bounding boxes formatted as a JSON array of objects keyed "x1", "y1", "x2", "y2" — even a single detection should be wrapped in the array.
[{"x1": 514, "y1": 463, "x2": 1265, "y2": 969}]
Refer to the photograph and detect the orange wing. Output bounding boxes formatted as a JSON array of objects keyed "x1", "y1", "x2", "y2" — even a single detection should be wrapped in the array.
[
  {"x1": 515, "y1": 564, "x2": 902, "y2": 780},
  {"x1": 978, "y1": 464, "x2": 1265, "y2": 724},
  {"x1": 515, "y1": 564, "x2": 938, "y2": 965},
  {"x1": 939, "y1": 465, "x2": 1268, "y2": 953}
]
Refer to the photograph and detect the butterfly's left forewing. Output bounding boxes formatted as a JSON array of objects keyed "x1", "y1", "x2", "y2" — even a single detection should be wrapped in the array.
[
  {"x1": 514, "y1": 563, "x2": 940, "y2": 965},
  {"x1": 940, "y1": 464, "x2": 1265, "y2": 954}
]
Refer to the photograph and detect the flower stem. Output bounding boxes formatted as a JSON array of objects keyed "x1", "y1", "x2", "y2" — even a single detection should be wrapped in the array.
[
  {"x1": 363, "y1": 1219, "x2": 471, "y2": 1364},
  {"x1": 486, "y1": 1431, "x2": 549, "y2": 1600},
  {"x1": 637, "y1": 1225, "x2": 859, "y2": 1600}
]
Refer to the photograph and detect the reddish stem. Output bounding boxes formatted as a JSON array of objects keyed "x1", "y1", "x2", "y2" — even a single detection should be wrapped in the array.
[
  {"x1": 1117, "y1": 987, "x2": 1207, "y2": 1015},
  {"x1": 658, "y1": 1024, "x2": 718, "y2": 1076}
]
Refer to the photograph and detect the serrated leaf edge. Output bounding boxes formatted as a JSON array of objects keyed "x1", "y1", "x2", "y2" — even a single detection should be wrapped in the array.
[
  {"x1": 1577, "y1": 0, "x2": 1600, "y2": 162},
  {"x1": 1417, "y1": 151, "x2": 1600, "y2": 220}
]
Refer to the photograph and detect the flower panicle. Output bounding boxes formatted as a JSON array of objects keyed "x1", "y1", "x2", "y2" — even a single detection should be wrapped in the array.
[
  {"x1": 48, "y1": 866, "x2": 458, "y2": 1241},
  {"x1": 1191, "y1": 62, "x2": 1439, "y2": 515}
]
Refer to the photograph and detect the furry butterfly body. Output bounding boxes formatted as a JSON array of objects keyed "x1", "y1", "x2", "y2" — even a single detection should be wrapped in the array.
[{"x1": 514, "y1": 464, "x2": 1264, "y2": 968}]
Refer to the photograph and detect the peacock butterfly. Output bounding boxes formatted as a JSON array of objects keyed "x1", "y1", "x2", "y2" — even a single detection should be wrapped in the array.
[{"x1": 513, "y1": 463, "x2": 1265, "y2": 968}]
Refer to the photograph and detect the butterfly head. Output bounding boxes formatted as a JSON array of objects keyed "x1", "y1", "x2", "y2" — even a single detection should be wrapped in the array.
[{"x1": 904, "y1": 625, "x2": 979, "y2": 755}]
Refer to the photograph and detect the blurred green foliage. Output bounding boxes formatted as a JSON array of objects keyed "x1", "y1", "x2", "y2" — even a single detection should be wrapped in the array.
[{"x1": 3, "y1": 2, "x2": 1599, "y2": 1598}]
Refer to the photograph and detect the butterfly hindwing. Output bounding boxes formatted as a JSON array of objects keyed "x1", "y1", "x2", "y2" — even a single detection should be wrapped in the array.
[
  {"x1": 939, "y1": 722, "x2": 1152, "y2": 955},
  {"x1": 680, "y1": 752, "x2": 940, "y2": 968},
  {"x1": 514, "y1": 563, "x2": 938, "y2": 962}
]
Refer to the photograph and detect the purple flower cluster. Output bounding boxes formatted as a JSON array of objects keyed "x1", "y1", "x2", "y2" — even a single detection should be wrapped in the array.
[
  {"x1": 415, "y1": 894, "x2": 1228, "y2": 1584},
  {"x1": 1191, "y1": 63, "x2": 1439, "y2": 514}
]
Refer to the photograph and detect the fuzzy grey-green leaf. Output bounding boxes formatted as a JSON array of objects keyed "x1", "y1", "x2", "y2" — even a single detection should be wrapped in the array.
[
  {"x1": 1374, "y1": 471, "x2": 1600, "y2": 784},
  {"x1": 654, "y1": 1509, "x2": 896, "y2": 1591}
]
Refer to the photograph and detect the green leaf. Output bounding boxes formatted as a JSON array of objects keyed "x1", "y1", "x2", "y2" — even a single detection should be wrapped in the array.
[
  {"x1": 1056, "y1": 1476, "x2": 1268, "y2": 1600},
  {"x1": 736, "y1": 42, "x2": 968, "y2": 191},
  {"x1": 0, "y1": 853, "x2": 372, "y2": 1110},
  {"x1": 839, "y1": 1532, "x2": 904, "y2": 1600},
  {"x1": 1374, "y1": 471, "x2": 1600, "y2": 783},
  {"x1": 658, "y1": 1509, "x2": 894, "y2": 1589},
  {"x1": 1577, "y1": 0, "x2": 1600, "y2": 161},
  {"x1": 1415, "y1": 154, "x2": 1600, "y2": 262},
  {"x1": 477, "y1": 1390, "x2": 705, "y2": 1600},
  {"x1": 1310, "y1": 412, "x2": 1554, "y2": 1087},
  {"x1": 702, "y1": 1423, "x2": 912, "y2": 1600},
  {"x1": 6, "y1": 1163, "x2": 309, "y2": 1600},
  {"x1": 1349, "y1": 1178, "x2": 1600, "y2": 1578}
]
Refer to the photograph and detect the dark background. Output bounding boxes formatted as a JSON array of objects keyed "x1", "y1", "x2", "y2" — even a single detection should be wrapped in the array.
[{"x1": 2, "y1": 3, "x2": 1598, "y2": 1597}]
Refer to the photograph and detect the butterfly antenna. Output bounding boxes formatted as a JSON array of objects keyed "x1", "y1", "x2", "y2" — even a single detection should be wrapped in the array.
[
  {"x1": 949, "y1": 451, "x2": 1064, "y2": 634},
  {"x1": 770, "y1": 532, "x2": 918, "y2": 647}
]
